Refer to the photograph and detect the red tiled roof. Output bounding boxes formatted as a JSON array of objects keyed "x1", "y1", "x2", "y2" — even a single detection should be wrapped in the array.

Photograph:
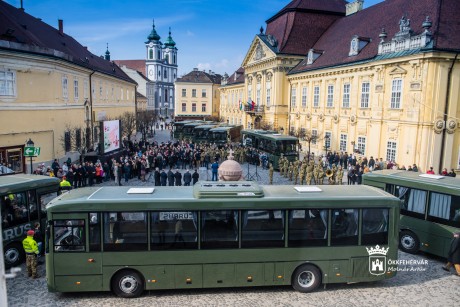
[
  {"x1": 265, "y1": 0, "x2": 346, "y2": 55},
  {"x1": 290, "y1": 0, "x2": 460, "y2": 74},
  {"x1": 0, "y1": 1, "x2": 135, "y2": 84},
  {"x1": 113, "y1": 60, "x2": 147, "y2": 77},
  {"x1": 176, "y1": 69, "x2": 222, "y2": 84}
]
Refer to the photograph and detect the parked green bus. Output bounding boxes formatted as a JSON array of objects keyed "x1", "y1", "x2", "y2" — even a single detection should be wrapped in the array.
[
  {"x1": 362, "y1": 170, "x2": 460, "y2": 257},
  {"x1": 182, "y1": 121, "x2": 213, "y2": 141},
  {"x1": 192, "y1": 124, "x2": 220, "y2": 144},
  {"x1": 1, "y1": 174, "x2": 60, "y2": 267},
  {"x1": 172, "y1": 120, "x2": 197, "y2": 139},
  {"x1": 242, "y1": 129, "x2": 299, "y2": 169},
  {"x1": 45, "y1": 182, "x2": 399, "y2": 298},
  {"x1": 210, "y1": 125, "x2": 243, "y2": 146}
]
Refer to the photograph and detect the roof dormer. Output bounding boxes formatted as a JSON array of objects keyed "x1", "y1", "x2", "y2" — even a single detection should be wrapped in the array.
[
  {"x1": 306, "y1": 49, "x2": 323, "y2": 65},
  {"x1": 349, "y1": 35, "x2": 371, "y2": 56}
]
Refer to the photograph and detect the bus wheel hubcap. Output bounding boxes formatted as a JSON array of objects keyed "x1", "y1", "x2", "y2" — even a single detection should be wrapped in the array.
[
  {"x1": 120, "y1": 276, "x2": 138, "y2": 293},
  {"x1": 298, "y1": 271, "x2": 314, "y2": 288},
  {"x1": 401, "y1": 235, "x2": 415, "y2": 249},
  {"x1": 5, "y1": 248, "x2": 19, "y2": 264}
]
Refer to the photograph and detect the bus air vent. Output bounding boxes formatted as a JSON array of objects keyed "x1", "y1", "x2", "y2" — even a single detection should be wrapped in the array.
[
  {"x1": 294, "y1": 186, "x2": 322, "y2": 193},
  {"x1": 127, "y1": 188, "x2": 155, "y2": 194},
  {"x1": 194, "y1": 181, "x2": 264, "y2": 199},
  {"x1": 418, "y1": 174, "x2": 444, "y2": 180}
]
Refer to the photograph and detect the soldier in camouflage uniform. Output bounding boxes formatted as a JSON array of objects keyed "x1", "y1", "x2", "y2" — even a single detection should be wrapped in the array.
[
  {"x1": 288, "y1": 162, "x2": 293, "y2": 181},
  {"x1": 284, "y1": 159, "x2": 290, "y2": 178},
  {"x1": 337, "y1": 165, "x2": 344, "y2": 185},
  {"x1": 293, "y1": 165, "x2": 299, "y2": 184},
  {"x1": 299, "y1": 167, "x2": 305, "y2": 185},
  {"x1": 318, "y1": 165, "x2": 325, "y2": 185},
  {"x1": 306, "y1": 161, "x2": 314, "y2": 185}
]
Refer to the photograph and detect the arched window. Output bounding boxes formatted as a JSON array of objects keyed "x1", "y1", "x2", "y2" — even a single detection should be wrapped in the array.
[
  {"x1": 164, "y1": 69, "x2": 167, "y2": 78},
  {"x1": 173, "y1": 54, "x2": 176, "y2": 64},
  {"x1": 149, "y1": 49, "x2": 153, "y2": 59},
  {"x1": 157, "y1": 50, "x2": 161, "y2": 60}
]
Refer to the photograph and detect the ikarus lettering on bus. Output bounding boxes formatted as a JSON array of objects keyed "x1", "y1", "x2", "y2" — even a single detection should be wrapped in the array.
[
  {"x1": 3, "y1": 222, "x2": 32, "y2": 241},
  {"x1": 160, "y1": 212, "x2": 193, "y2": 220}
]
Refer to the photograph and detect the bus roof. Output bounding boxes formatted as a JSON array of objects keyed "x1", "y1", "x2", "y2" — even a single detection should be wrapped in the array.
[
  {"x1": 242, "y1": 129, "x2": 298, "y2": 141},
  {"x1": 0, "y1": 174, "x2": 60, "y2": 195},
  {"x1": 194, "y1": 124, "x2": 219, "y2": 130},
  {"x1": 173, "y1": 120, "x2": 196, "y2": 126},
  {"x1": 363, "y1": 170, "x2": 460, "y2": 194},
  {"x1": 46, "y1": 182, "x2": 398, "y2": 212},
  {"x1": 210, "y1": 125, "x2": 241, "y2": 132}
]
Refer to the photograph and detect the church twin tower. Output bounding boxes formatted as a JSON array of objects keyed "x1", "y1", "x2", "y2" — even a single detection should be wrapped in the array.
[{"x1": 145, "y1": 19, "x2": 177, "y2": 118}]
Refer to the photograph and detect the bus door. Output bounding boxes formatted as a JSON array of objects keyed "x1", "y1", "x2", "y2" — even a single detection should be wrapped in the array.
[{"x1": 50, "y1": 213, "x2": 102, "y2": 292}]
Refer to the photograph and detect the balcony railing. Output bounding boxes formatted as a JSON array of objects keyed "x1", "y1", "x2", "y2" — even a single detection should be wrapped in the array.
[{"x1": 244, "y1": 105, "x2": 264, "y2": 114}]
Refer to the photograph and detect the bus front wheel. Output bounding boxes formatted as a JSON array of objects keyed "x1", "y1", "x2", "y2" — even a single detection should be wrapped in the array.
[
  {"x1": 112, "y1": 270, "x2": 144, "y2": 298},
  {"x1": 4, "y1": 243, "x2": 25, "y2": 268},
  {"x1": 399, "y1": 230, "x2": 420, "y2": 254},
  {"x1": 292, "y1": 264, "x2": 322, "y2": 293}
]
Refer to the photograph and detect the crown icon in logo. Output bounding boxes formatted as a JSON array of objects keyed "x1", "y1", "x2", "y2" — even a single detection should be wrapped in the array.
[{"x1": 366, "y1": 245, "x2": 389, "y2": 255}]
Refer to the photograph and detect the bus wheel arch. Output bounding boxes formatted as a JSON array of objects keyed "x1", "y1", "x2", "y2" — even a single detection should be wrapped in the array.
[
  {"x1": 4, "y1": 242, "x2": 25, "y2": 268},
  {"x1": 399, "y1": 229, "x2": 420, "y2": 254},
  {"x1": 291, "y1": 263, "x2": 322, "y2": 293},
  {"x1": 111, "y1": 268, "x2": 145, "y2": 298}
]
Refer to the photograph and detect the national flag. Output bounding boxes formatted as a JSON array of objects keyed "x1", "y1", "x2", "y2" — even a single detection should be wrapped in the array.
[
  {"x1": 251, "y1": 100, "x2": 255, "y2": 110},
  {"x1": 239, "y1": 100, "x2": 243, "y2": 110}
]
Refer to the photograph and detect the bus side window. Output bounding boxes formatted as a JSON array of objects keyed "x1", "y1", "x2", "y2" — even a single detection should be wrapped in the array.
[
  {"x1": 103, "y1": 212, "x2": 147, "y2": 251},
  {"x1": 201, "y1": 210, "x2": 238, "y2": 249},
  {"x1": 288, "y1": 209, "x2": 328, "y2": 247},
  {"x1": 397, "y1": 186, "x2": 426, "y2": 218},
  {"x1": 151, "y1": 211, "x2": 198, "y2": 250},
  {"x1": 428, "y1": 193, "x2": 460, "y2": 228},
  {"x1": 2, "y1": 193, "x2": 28, "y2": 227},
  {"x1": 241, "y1": 210, "x2": 285, "y2": 248},
  {"x1": 53, "y1": 220, "x2": 85, "y2": 252},
  {"x1": 28, "y1": 191, "x2": 38, "y2": 221},
  {"x1": 362, "y1": 208, "x2": 389, "y2": 245},
  {"x1": 89, "y1": 213, "x2": 101, "y2": 251},
  {"x1": 331, "y1": 209, "x2": 359, "y2": 246}
]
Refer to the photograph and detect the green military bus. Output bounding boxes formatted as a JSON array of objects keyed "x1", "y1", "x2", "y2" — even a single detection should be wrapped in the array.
[
  {"x1": 1, "y1": 174, "x2": 60, "y2": 267},
  {"x1": 192, "y1": 124, "x2": 220, "y2": 144},
  {"x1": 362, "y1": 170, "x2": 460, "y2": 257},
  {"x1": 45, "y1": 182, "x2": 399, "y2": 298},
  {"x1": 172, "y1": 120, "x2": 197, "y2": 139},
  {"x1": 209, "y1": 125, "x2": 243, "y2": 146},
  {"x1": 242, "y1": 129, "x2": 299, "y2": 169}
]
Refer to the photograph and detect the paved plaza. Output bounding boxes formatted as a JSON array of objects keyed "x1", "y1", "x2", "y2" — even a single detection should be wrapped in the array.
[{"x1": 5, "y1": 129, "x2": 459, "y2": 306}]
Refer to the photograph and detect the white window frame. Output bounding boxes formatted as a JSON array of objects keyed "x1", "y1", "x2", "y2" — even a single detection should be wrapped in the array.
[
  {"x1": 256, "y1": 81, "x2": 261, "y2": 105},
  {"x1": 84, "y1": 80, "x2": 89, "y2": 99},
  {"x1": 342, "y1": 83, "x2": 350, "y2": 108},
  {"x1": 327, "y1": 84, "x2": 334, "y2": 107},
  {"x1": 248, "y1": 86, "x2": 252, "y2": 102},
  {"x1": 266, "y1": 81, "x2": 271, "y2": 106},
  {"x1": 62, "y1": 75, "x2": 68, "y2": 99},
  {"x1": 386, "y1": 141, "x2": 397, "y2": 162},
  {"x1": 361, "y1": 82, "x2": 370, "y2": 108},
  {"x1": 202, "y1": 103, "x2": 206, "y2": 112},
  {"x1": 313, "y1": 86, "x2": 320, "y2": 107},
  {"x1": 192, "y1": 89, "x2": 197, "y2": 98},
  {"x1": 357, "y1": 136, "x2": 366, "y2": 155},
  {"x1": 340, "y1": 134, "x2": 347, "y2": 152},
  {"x1": 301, "y1": 87, "x2": 307, "y2": 108},
  {"x1": 182, "y1": 89, "x2": 186, "y2": 97},
  {"x1": 325, "y1": 132, "x2": 332, "y2": 150},
  {"x1": 192, "y1": 103, "x2": 196, "y2": 112},
  {"x1": 312, "y1": 129, "x2": 318, "y2": 145},
  {"x1": 202, "y1": 89, "x2": 206, "y2": 98},
  {"x1": 0, "y1": 70, "x2": 16, "y2": 97},
  {"x1": 390, "y1": 79, "x2": 402, "y2": 109},
  {"x1": 182, "y1": 103, "x2": 186, "y2": 112},
  {"x1": 291, "y1": 87, "x2": 297, "y2": 107}
]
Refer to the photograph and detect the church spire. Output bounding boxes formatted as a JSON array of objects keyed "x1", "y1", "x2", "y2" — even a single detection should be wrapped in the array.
[
  {"x1": 146, "y1": 19, "x2": 161, "y2": 43},
  {"x1": 164, "y1": 27, "x2": 176, "y2": 48},
  {"x1": 105, "y1": 43, "x2": 110, "y2": 61}
]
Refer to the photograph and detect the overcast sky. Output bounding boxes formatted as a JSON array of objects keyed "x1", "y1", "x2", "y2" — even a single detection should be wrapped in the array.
[{"x1": 6, "y1": 0, "x2": 383, "y2": 76}]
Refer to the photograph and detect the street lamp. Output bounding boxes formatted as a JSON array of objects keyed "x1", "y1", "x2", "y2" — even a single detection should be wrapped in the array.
[{"x1": 26, "y1": 138, "x2": 34, "y2": 174}]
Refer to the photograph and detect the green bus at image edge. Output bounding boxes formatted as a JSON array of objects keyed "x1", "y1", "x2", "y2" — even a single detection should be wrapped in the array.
[
  {"x1": 45, "y1": 182, "x2": 399, "y2": 298},
  {"x1": 362, "y1": 170, "x2": 460, "y2": 257}
]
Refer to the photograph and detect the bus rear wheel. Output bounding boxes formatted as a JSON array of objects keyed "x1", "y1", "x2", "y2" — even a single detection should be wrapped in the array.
[
  {"x1": 292, "y1": 264, "x2": 322, "y2": 293},
  {"x1": 112, "y1": 270, "x2": 144, "y2": 298},
  {"x1": 399, "y1": 230, "x2": 420, "y2": 254},
  {"x1": 4, "y1": 243, "x2": 25, "y2": 268}
]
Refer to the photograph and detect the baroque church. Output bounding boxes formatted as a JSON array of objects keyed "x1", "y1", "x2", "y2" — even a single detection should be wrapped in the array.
[{"x1": 116, "y1": 20, "x2": 178, "y2": 118}]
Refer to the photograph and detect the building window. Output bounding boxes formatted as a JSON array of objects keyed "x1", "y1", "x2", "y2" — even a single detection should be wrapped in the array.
[
  {"x1": 164, "y1": 69, "x2": 167, "y2": 79},
  {"x1": 390, "y1": 79, "x2": 402, "y2": 109},
  {"x1": 192, "y1": 103, "x2": 196, "y2": 112},
  {"x1": 327, "y1": 85, "x2": 334, "y2": 107},
  {"x1": 256, "y1": 80, "x2": 261, "y2": 105},
  {"x1": 202, "y1": 104, "x2": 206, "y2": 112},
  {"x1": 248, "y1": 86, "x2": 252, "y2": 102},
  {"x1": 313, "y1": 86, "x2": 320, "y2": 107},
  {"x1": 182, "y1": 103, "x2": 186, "y2": 112},
  {"x1": 266, "y1": 81, "x2": 271, "y2": 106},
  {"x1": 291, "y1": 87, "x2": 296, "y2": 108},
  {"x1": 301, "y1": 87, "x2": 307, "y2": 108},
  {"x1": 164, "y1": 89, "x2": 168, "y2": 102},
  {"x1": 182, "y1": 89, "x2": 186, "y2": 97},
  {"x1": 386, "y1": 141, "x2": 397, "y2": 162},
  {"x1": 340, "y1": 134, "x2": 347, "y2": 152},
  {"x1": 84, "y1": 80, "x2": 88, "y2": 99},
  {"x1": 73, "y1": 79, "x2": 79, "y2": 101},
  {"x1": 325, "y1": 132, "x2": 331, "y2": 149},
  {"x1": 149, "y1": 49, "x2": 153, "y2": 59},
  {"x1": 312, "y1": 129, "x2": 318, "y2": 145},
  {"x1": 62, "y1": 75, "x2": 68, "y2": 99},
  {"x1": 202, "y1": 89, "x2": 206, "y2": 98},
  {"x1": 0, "y1": 70, "x2": 16, "y2": 96},
  {"x1": 357, "y1": 136, "x2": 366, "y2": 155},
  {"x1": 342, "y1": 83, "x2": 350, "y2": 108},
  {"x1": 361, "y1": 82, "x2": 370, "y2": 108},
  {"x1": 192, "y1": 89, "x2": 197, "y2": 98},
  {"x1": 121, "y1": 88, "x2": 124, "y2": 100},
  {"x1": 157, "y1": 50, "x2": 161, "y2": 60}
]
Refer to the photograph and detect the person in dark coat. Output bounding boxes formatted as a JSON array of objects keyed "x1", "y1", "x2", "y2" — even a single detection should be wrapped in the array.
[
  {"x1": 160, "y1": 169, "x2": 167, "y2": 186},
  {"x1": 192, "y1": 169, "x2": 199, "y2": 185},
  {"x1": 183, "y1": 169, "x2": 192, "y2": 186},
  {"x1": 443, "y1": 232, "x2": 460, "y2": 276},
  {"x1": 174, "y1": 169, "x2": 182, "y2": 186},
  {"x1": 154, "y1": 168, "x2": 161, "y2": 186},
  {"x1": 167, "y1": 169, "x2": 175, "y2": 186}
]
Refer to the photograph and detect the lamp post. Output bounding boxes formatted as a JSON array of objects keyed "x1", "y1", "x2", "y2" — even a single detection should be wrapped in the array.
[{"x1": 26, "y1": 138, "x2": 34, "y2": 174}]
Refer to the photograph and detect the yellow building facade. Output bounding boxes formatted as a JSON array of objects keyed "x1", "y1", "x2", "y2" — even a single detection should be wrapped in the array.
[
  {"x1": 175, "y1": 69, "x2": 221, "y2": 121},
  {"x1": 0, "y1": 3, "x2": 137, "y2": 173}
]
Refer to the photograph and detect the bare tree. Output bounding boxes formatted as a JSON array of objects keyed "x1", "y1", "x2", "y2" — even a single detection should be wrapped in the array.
[
  {"x1": 137, "y1": 110, "x2": 156, "y2": 142},
  {"x1": 119, "y1": 111, "x2": 136, "y2": 141},
  {"x1": 260, "y1": 121, "x2": 274, "y2": 131},
  {"x1": 302, "y1": 130, "x2": 319, "y2": 161}
]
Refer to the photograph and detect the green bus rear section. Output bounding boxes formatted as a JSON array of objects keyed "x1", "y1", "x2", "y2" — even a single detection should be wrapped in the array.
[
  {"x1": 363, "y1": 170, "x2": 460, "y2": 257},
  {"x1": 45, "y1": 183, "x2": 399, "y2": 293}
]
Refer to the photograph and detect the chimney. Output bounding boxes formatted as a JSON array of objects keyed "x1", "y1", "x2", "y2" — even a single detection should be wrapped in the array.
[
  {"x1": 193, "y1": 68, "x2": 198, "y2": 71},
  {"x1": 346, "y1": 0, "x2": 364, "y2": 16},
  {"x1": 58, "y1": 19, "x2": 63, "y2": 35}
]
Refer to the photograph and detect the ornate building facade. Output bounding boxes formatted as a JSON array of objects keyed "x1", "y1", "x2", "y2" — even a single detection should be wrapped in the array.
[{"x1": 0, "y1": 2, "x2": 137, "y2": 172}]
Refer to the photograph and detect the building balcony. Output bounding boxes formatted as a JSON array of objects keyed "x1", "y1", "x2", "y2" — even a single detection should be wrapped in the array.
[{"x1": 244, "y1": 105, "x2": 264, "y2": 115}]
